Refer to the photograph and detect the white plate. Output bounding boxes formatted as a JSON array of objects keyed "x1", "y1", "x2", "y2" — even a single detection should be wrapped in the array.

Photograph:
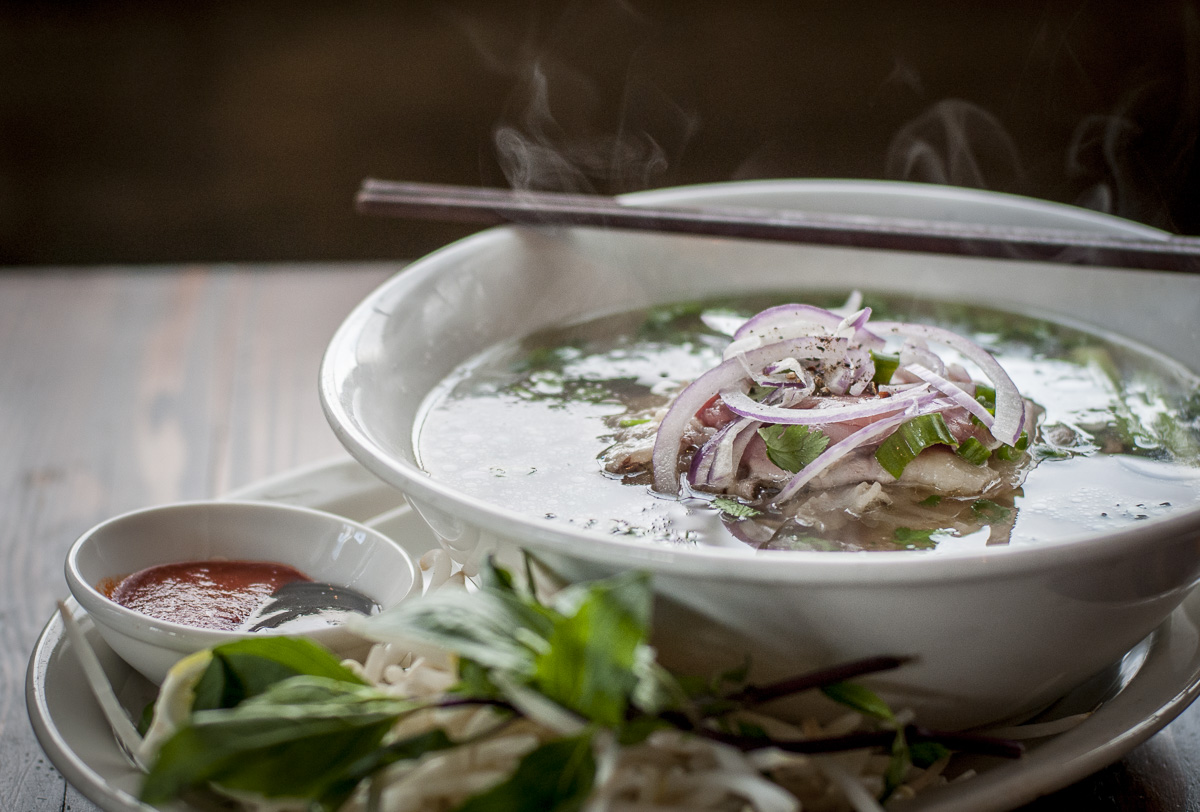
[{"x1": 26, "y1": 457, "x2": 1200, "y2": 811}]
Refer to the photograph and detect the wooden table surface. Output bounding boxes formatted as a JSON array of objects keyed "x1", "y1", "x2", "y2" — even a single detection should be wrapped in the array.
[{"x1": 3, "y1": 264, "x2": 1199, "y2": 811}]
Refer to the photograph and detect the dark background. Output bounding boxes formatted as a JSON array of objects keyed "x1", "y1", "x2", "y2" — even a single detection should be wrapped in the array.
[{"x1": 2, "y1": 0, "x2": 1197, "y2": 265}]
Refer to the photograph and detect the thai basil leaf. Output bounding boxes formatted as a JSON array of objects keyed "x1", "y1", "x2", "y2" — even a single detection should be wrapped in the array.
[
  {"x1": 537, "y1": 571, "x2": 652, "y2": 727},
  {"x1": 364, "y1": 586, "x2": 556, "y2": 674},
  {"x1": 141, "y1": 677, "x2": 415, "y2": 804},
  {"x1": 821, "y1": 681, "x2": 895, "y2": 721},
  {"x1": 455, "y1": 732, "x2": 596, "y2": 812},
  {"x1": 191, "y1": 636, "x2": 365, "y2": 712}
]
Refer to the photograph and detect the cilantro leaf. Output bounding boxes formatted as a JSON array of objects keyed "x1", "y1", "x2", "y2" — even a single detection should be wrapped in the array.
[
  {"x1": 757, "y1": 424, "x2": 830, "y2": 473},
  {"x1": 712, "y1": 496, "x2": 761, "y2": 518}
]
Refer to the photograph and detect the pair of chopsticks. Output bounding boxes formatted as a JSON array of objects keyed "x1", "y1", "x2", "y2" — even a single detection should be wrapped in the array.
[{"x1": 356, "y1": 179, "x2": 1200, "y2": 274}]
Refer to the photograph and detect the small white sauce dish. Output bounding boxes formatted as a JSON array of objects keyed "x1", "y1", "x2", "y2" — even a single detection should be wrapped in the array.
[{"x1": 65, "y1": 500, "x2": 417, "y2": 684}]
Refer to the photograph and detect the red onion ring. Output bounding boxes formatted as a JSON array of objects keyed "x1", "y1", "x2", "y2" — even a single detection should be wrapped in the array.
[
  {"x1": 653, "y1": 338, "x2": 844, "y2": 494},
  {"x1": 904, "y1": 363, "x2": 995, "y2": 428},
  {"x1": 719, "y1": 384, "x2": 933, "y2": 426},
  {"x1": 870, "y1": 321, "x2": 1025, "y2": 446}
]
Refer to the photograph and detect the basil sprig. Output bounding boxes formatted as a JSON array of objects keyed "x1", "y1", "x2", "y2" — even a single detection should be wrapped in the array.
[{"x1": 139, "y1": 560, "x2": 1020, "y2": 810}]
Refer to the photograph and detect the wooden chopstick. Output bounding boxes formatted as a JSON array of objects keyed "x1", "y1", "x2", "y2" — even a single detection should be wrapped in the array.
[{"x1": 356, "y1": 179, "x2": 1200, "y2": 274}]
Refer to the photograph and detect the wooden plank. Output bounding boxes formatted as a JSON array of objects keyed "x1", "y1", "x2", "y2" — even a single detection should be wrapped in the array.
[{"x1": 0, "y1": 264, "x2": 394, "y2": 811}]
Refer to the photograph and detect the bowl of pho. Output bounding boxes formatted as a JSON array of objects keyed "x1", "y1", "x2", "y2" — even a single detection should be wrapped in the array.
[{"x1": 321, "y1": 180, "x2": 1200, "y2": 729}]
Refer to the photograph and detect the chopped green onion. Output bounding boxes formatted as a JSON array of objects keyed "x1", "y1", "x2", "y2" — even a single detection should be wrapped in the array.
[
  {"x1": 956, "y1": 437, "x2": 992, "y2": 465},
  {"x1": 874, "y1": 414, "x2": 958, "y2": 479},
  {"x1": 974, "y1": 384, "x2": 997, "y2": 414},
  {"x1": 995, "y1": 432, "x2": 1029, "y2": 461},
  {"x1": 870, "y1": 351, "x2": 900, "y2": 385},
  {"x1": 618, "y1": 417, "x2": 651, "y2": 428},
  {"x1": 918, "y1": 494, "x2": 942, "y2": 507}
]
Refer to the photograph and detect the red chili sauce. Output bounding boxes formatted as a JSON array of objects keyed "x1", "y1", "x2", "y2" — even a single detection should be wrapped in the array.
[{"x1": 104, "y1": 560, "x2": 312, "y2": 630}]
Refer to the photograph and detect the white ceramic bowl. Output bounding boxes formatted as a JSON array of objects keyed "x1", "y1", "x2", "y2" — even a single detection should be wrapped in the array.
[
  {"x1": 65, "y1": 500, "x2": 418, "y2": 684},
  {"x1": 320, "y1": 180, "x2": 1200, "y2": 729}
]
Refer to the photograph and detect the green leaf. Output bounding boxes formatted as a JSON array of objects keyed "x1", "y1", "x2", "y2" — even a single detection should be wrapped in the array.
[
  {"x1": 973, "y1": 384, "x2": 997, "y2": 414},
  {"x1": 317, "y1": 729, "x2": 458, "y2": 812},
  {"x1": 820, "y1": 681, "x2": 895, "y2": 721},
  {"x1": 995, "y1": 432, "x2": 1030, "y2": 461},
  {"x1": 956, "y1": 436, "x2": 992, "y2": 465},
  {"x1": 882, "y1": 728, "x2": 911, "y2": 801},
  {"x1": 712, "y1": 496, "x2": 761, "y2": 518},
  {"x1": 618, "y1": 417, "x2": 651, "y2": 428},
  {"x1": 190, "y1": 636, "x2": 365, "y2": 712},
  {"x1": 918, "y1": 494, "x2": 942, "y2": 507},
  {"x1": 874, "y1": 413, "x2": 958, "y2": 479},
  {"x1": 909, "y1": 740, "x2": 951, "y2": 768},
  {"x1": 365, "y1": 586, "x2": 556, "y2": 674},
  {"x1": 870, "y1": 351, "x2": 900, "y2": 385},
  {"x1": 537, "y1": 572, "x2": 652, "y2": 726},
  {"x1": 141, "y1": 677, "x2": 415, "y2": 804},
  {"x1": 455, "y1": 732, "x2": 596, "y2": 812},
  {"x1": 757, "y1": 424, "x2": 830, "y2": 473},
  {"x1": 971, "y1": 499, "x2": 1012, "y2": 523},
  {"x1": 892, "y1": 527, "x2": 942, "y2": 549}
]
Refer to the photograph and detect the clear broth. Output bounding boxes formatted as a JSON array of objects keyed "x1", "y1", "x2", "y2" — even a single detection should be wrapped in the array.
[{"x1": 416, "y1": 294, "x2": 1200, "y2": 552}]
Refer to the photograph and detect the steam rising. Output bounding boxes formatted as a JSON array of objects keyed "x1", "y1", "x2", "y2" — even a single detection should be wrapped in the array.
[
  {"x1": 886, "y1": 99, "x2": 1028, "y2": 193},
  {"x1": 494, "y1": 62, "x2": 691, "y2": 194}
]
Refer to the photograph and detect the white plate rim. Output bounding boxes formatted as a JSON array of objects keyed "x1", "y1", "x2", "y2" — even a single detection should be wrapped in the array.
[{"x1": 25, "y1": 455, "x2": 1200, "y2": 812}]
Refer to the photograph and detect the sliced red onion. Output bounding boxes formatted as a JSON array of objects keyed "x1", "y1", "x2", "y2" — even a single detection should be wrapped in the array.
[
  {"x1": 733, "y1": 303, "x2": 845, "y2": 341},
  {"x1": 904, "y1": 363, "x2": 994, "y2": 428},
  {"x1": 871, "y1": 321, "x2": 1025, "y2": 446},
  {"x1": 689, "y1": 417, "x2": 760, "y2": 488},
  {"x1": 835, "y1": 308, "x2": 886, "y2": 351},
  {"x1": 772, "y1": 411, "x2": 915, "y2": 505},
  {"x1": 653, "y1": 338, "x2": 846, "y2": 494},
  {"x1": 719, "y1": 384, "x2": 932, "y2": 426},
  {"x1": 823, "y1": 346, "x2": 873, "y2": 395},
  {"x1": 899, "y1": 340, "x2": 945, "y2": 376}
]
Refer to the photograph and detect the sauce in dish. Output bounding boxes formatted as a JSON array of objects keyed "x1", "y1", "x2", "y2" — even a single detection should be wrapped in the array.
[
  {"x1": 103, "y1": 560, "x2": 380, "y2": 631},
  {"x1": 416, "y1": 293, "x2": 1200, "y2": 552}
]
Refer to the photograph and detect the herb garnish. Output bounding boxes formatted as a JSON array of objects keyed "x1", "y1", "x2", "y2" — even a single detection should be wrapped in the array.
[
  {"x1": 712, "y1": 496, "x2": 762, "y2": 518},
  {"x1": 138, "y1": 560, "x2": 1021, "y2": 810},
  {"x1": 757, "y1": 424, "x2": 830, "y2": 473}
]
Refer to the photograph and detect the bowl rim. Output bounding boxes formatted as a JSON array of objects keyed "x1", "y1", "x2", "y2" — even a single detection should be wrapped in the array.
[
  {"x1": 64, "y1": 499, "x2": 417, "y2": 644},
  {"x1": 320, "y1": 178, "x2": 1200, "y2": 584}
]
